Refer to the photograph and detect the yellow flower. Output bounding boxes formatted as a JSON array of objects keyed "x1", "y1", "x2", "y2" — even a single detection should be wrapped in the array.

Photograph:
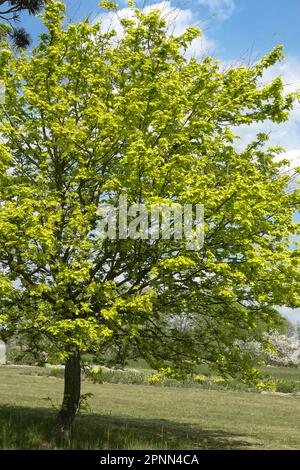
[
  {"x1": 212, "y1": 377, "x2": 225, "y2": 383},
  {"x1": 256, "y1": 380, "x2": 277, "y2": 392},
  {"x1": 148, "y1": 373, "x2": 163, "y2": 385},
  {"x1": 194, "y1": 375, "x2": 208, "y2": 382}
]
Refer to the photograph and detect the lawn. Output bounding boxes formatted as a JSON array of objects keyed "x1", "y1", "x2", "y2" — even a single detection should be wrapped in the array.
[{"x1": 0, "y1": 365, "x2": 300, "y2": 449}]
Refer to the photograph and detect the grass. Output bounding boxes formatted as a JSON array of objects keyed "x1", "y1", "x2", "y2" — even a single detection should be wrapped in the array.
[
  {"x1": 1, "y1": 365, "x2": 300, "y2": 449},
  {"x1": 261, "y1": 365, "x2": 300, "y2": 381}
]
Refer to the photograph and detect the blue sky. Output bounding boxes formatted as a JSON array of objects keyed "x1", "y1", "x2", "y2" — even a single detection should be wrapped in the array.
[
  {"x1": 198, "y1": 0, "x2": 300, "y2": 60},
  {"x1": 20, "y1": 0, "x2": 300, "y2": 60},
  {"x1": 18, "y1": 0, "x2": 300, "y2": 323}
]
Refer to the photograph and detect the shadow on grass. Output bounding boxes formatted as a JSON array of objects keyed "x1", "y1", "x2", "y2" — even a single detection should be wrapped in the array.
[{"x1": 0, "y1": 405, "x2": 257, "y2": 450}]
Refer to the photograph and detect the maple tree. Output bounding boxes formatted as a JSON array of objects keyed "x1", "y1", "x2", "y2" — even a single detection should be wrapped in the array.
[{"x1": 0, "y1": 1, "x2": 299, "y2": 436}]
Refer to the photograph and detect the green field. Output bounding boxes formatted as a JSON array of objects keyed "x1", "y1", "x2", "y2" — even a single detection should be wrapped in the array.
[{"x1": 0, "y1": 365, "x2": 300, "y2": 450}]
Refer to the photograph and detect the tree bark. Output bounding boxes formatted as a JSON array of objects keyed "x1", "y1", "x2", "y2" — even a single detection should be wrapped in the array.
[{"x1": 54, "y1": 348, "x2": 81, "y2": 441}]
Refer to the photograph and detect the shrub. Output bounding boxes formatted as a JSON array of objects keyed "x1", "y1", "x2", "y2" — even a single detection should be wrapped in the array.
[
  {"x1": 147, "y1": 373, "x2": 164, "y2": 385},
  {"x1": 276, "y1": 380, "x2": 300, "y2": 393},
  {"x1": 85, "y1": 367, "x2": 148, "y2": 385},
  {"x1": 211, "y1": 377, "x2": 226, "y2": 383},
  {"x1": 6, "y1": 349, "x2": 46, "y2": 366},
  {"x1": 194, "y1": 375, "x2": 208, "y2": 382},
  {"x1": 256, "y1": 380, "x2": 277, "y2": 392}
]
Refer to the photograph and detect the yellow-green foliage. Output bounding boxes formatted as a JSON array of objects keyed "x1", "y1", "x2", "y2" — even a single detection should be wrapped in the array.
[{"x1": 0, "y1": 0, "x2": 299, "y2": 383}]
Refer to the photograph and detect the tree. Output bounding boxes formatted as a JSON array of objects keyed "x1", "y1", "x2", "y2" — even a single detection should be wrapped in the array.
[
  {"x1": 296, "y1": 322, "x2": 300, "y2": 341},
  {"x1": 0, "y1": 0, "x2": 299, "y2": 437},
  {"x1": 0, "y1": 0, "x2": 45, "y2": 48},
  {"x1": 239, "y1": 330, "x2": 300, "y2": 366},
  {"x1": 281, "y1": 318, "x2": 296, "y2": 338}
]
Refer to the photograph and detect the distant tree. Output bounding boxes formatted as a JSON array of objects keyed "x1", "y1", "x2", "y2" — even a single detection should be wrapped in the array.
[
  {"x1": 0, "y1": 1, "x2": 299, "y2": 438},
  {"x1": 0, "y1": 0, "x2": 45, "y2": 47},
  {"x1": 296, "y1": 322, "x2": 300, "y2": 341},
  {"x1": 280, "y1": 318, "x2": 296, "y2": 338},
  {"x1": 240, "y1": 331, "x2": 299, "y2": 366}
]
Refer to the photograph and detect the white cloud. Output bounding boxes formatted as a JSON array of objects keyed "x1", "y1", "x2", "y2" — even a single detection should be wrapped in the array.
[
  {"x1": 96, "y1": 1, "x2": 215, "y2": 57},
  {"x1": 197, "y1": 0, "x2": 235, "y2": 20}
]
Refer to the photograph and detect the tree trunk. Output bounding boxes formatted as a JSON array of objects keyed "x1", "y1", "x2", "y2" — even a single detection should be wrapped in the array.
[{"x1": 54, "y1": 348, "x2": 81, "y2": 441}]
